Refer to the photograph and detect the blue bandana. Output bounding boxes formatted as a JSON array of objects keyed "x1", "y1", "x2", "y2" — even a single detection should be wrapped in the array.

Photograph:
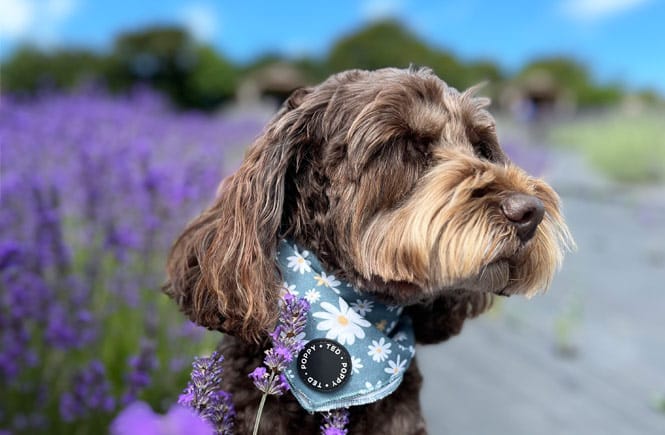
[{"x1": 277, "y1": 240, "x2": 416, "y2": 412}]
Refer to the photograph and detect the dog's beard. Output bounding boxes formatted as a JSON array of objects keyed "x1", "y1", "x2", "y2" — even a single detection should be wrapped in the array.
[{"x1": 355, "y1": 148, "x2": 574, "y2": 301}]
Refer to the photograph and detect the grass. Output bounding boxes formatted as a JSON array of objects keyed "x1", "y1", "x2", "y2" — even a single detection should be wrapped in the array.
[
  {"x1": 653, "y1": 395, "x2": 665, "y2": 415},
  {"x1": 553, "y1": 295, "x2": 584, "y2": 358},
  {"x1": 549, "y1": 110, "x2": 665, "y2": 184}
]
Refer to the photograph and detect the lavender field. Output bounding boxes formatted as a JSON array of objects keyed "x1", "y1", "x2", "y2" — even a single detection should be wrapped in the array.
[{"x1": 0, "y1": 90, "x2": 267, "y2": 433}]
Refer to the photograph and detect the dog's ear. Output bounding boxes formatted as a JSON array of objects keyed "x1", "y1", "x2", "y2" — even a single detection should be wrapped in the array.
[{"x1": 164, "y1": 87, "x2": 312, "y2": 343}]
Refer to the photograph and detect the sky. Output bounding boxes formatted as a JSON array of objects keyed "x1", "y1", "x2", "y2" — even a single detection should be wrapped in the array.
[{"x1": 1, "y1": 0, "x2": 664, "y2": 93}]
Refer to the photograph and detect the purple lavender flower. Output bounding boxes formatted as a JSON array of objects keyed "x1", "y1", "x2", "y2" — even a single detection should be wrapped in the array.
[
  {"x1": 178, "y1": 352, "x2": 235, "y2": 434},
  {"x1": 249, "y1": 293, "x2": 309, "y2": 395},
  {"x1": 248, "y1": 293, "x2": 310, "y2": 433},
  {"x1": 320, "y1": 408, "x2": 350, "y2": 435},
  {"x1": 59, "y1": 360, "x2": 115, "y2": 422},
  {"x1": 122, "y1": 340, "x2": 158, "y2": 405},
  {"x1": 249, "y1": 367, "x2": 291, "y2": 396},
  {"x1": 111, "y1": 401, "x2": 213, "y2": 435},
  {"x1": 263, "y1": 345, "x2": 293, "y2": 372}
]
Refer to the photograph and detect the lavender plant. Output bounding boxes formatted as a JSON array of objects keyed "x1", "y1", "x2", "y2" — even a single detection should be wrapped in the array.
[
  {"x1": 249, "y1": 292, "x2": 310, "y2": 435},
  {"x1": 0, "y1": 88, "x2": 266, "y2": 433},
  {"x1": 320, "y1": 408, "x2": 351, "y2": 435},
  {"x1": 178, "y1": 351, "x2": 235, "y2": 434}
]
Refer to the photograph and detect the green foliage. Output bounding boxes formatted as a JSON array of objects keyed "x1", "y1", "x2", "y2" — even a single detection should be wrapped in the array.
[
  {"x1": 2, "y1": 27, "x2": 238, "y2": 110},
  {"x1": 550, "y1": 110, "x2": 665, "y2": 183},
  {"x1": 553, "y1": 295, "x2": 584, "y2": 358},
  {"x1": 108, "y1": 26, "x2": 236, "y2": 109},
  {"x1": 1, "y1": 21, "x2": 661, "y2": 109},
  {"x1": 184, "y1": 45, "x2": 238, "y2": 108},
  {"x1": 326, "y1": 20, "x2": 502, "y2": 91},
  {"x1": 654, "y1": 395, "x2": 665, "y2": 414},
  {"x1": 327, "y1": 20, "x2": 435, "y2": 72},
  {"x1": 1, "y1": 46, "x2": 107, "y2": 93}
]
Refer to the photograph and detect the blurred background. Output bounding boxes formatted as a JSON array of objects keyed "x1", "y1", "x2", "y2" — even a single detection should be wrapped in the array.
[{"x1": 1, "y1": 0, "x2": 664, "y2": 434}]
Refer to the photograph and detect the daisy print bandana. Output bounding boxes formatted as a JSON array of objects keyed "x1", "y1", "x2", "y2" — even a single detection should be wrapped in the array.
[{"x1": 277, "y1": 240, "x2": 416, "y2": 412}]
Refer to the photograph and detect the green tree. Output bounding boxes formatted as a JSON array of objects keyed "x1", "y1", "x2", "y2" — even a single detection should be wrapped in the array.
[
  {"x1": 107, "y1": 26, "x2": 196, "y2": 105},
  {"x1": 1, "y1": 46, "x2": 106, "y2": 93},
  {"x1": 325, "y1": 20, "x2": 501, "y2": 91},
  {"x1": 184, "y1": 45, "x2": 238, "y2": 108},
  {"x1": 106, "y1": 26, "x2": 237, "y2": 109}
]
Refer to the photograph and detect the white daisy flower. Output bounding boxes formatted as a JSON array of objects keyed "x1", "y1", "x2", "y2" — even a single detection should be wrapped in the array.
[
  {"x1": 313, "y1": 272, "x2": 342, "y2": 293},
  {"x1": 367, "y1": 337, "x2": 392, "y2": 362},
  {"x1": 393, "y1": 331, "x2": 408, "y2": 342},
  {"x1": 351, "y1": 356, "x2": 363, "y2": 374},
  {"x1": 312, "y1": 297, "x2": 371, "y2": 345},
  {"x1": 384, "y1": 354, "x2": 407, "y2": 378},
  {"x1": 286, "y1": 247, "x2": 311, "y2": 274},
  {"x1": 304, "y1": 288, "x2": 321, "y2": 304},
  {"x1": 350, "y1": 299, "x2": 374, "y2": 316},
  {"x1": 279, "y1": 282, "x2": 298, "y2": 297}
]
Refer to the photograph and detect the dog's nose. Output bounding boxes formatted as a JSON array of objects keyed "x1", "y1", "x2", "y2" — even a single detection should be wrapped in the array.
[{"x1": 501, "y1": 194, "x2": 545, "y2": 242}]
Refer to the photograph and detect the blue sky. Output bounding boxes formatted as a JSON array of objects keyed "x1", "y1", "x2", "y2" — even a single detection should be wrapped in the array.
[{"x1": 1, "y1": 0, "x2": 664, "y2": 93}]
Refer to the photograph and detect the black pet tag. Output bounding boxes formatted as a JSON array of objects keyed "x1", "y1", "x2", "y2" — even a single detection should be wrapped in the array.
[{"x1": 297, "y1": 339, "x2": 352, "y2": 392}]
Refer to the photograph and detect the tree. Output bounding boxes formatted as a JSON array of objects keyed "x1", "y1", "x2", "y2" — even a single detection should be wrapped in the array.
[
  {"x1": 1, "y1": 46, "x2": 106, "y2": 94},
  {"x1": 184, "y1": 45, "x2": 238, "y2": 108},
  {"x1": 105, "y1": 26, "x2": 238, "y2": 109},
  {"x1": 325, "y1": 20, "x2": 500, "y2": 91}
]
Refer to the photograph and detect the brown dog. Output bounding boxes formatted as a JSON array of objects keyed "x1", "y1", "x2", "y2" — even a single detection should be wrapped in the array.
[{"x1": 164, "y1": 66, "x2": 573, "y2": 434}]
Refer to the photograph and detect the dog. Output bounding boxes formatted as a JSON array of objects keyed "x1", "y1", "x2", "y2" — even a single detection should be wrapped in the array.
[{"x1": 164, "y1": 66, "x2": 573, "y2": 434}]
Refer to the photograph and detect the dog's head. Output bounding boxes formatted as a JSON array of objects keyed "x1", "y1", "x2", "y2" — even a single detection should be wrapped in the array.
[{"x1": 165, "y1": 67, "x2": 574, "y2": 342}]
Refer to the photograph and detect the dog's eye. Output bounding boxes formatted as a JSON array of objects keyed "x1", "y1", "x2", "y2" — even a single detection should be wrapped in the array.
[
  {"x1": 473, "y1": 141, "x2": 493, "y2": 161},
  {"x1": 470, "y1": 187, "x2": 490, "y2": 198}
]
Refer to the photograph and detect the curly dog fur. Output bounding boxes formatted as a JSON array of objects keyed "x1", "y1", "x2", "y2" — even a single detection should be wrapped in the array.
[{"x1": 164, "y1": 66, "x2": 573, "y2": 434}]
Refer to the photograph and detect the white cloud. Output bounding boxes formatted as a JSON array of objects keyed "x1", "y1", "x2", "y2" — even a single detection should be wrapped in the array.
[
  {"x1": 0, "y1": 0, "x2": 79, "y2": 45},
  {"x1": 361, "y1": 0, "x2": 404, "y2": 20},
  {"x1": 179, "y1": 3, "x2": 219, "y2": 42},
  {"x1": 561, "y1": 0, "x2": 652, "y2": 21},
  {"x1": 0, "y1": 0, "x2": 36, "y2": 39}
]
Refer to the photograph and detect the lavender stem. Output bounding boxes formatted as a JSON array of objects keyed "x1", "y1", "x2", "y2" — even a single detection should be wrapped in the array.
[{"x1": 252, "y1": 372, "x2": 274, "y2": 435}]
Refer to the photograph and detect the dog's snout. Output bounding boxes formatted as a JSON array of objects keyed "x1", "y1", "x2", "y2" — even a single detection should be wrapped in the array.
[{"x1": 501, "y1": 194, "x2": 545, "y2": 242}]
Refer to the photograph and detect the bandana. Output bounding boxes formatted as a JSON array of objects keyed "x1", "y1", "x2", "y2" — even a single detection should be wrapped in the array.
[{"x1": 277, "y1": 240, "x2": 416, "y2": 412}]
